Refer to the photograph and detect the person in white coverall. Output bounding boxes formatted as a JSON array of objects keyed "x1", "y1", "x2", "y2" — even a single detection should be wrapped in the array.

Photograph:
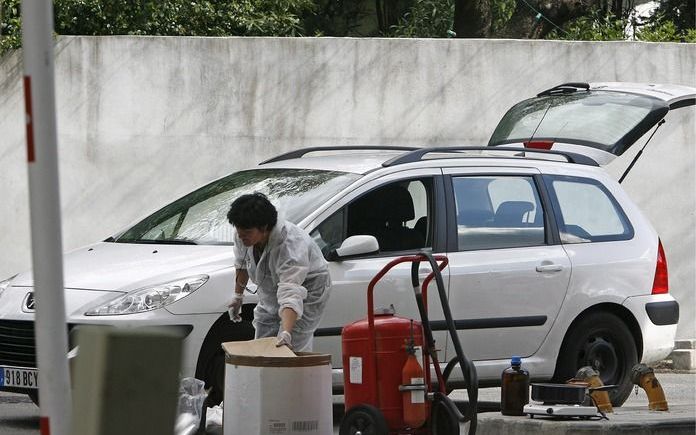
[{"x1": 227, "y1": 193, "x2": 331, "y2": 351}]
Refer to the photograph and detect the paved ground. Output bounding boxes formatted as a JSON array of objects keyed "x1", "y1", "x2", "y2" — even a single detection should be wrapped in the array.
[
  {"x1": 452, "y1": 370, "x2": 696, "y2": 407},
  {"x1": 474, "y1": 404, "x2": 696, "y2": 435},
  {"x1": 0, "y1": 372, "x2": 693, "y2": 434},
  {"x1": 0, "y1": 393, "x2": 38, "y2": 435}
]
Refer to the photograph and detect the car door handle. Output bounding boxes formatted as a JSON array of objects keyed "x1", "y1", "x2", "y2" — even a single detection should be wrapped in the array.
[{"x1": 536, "y1": 264, "x2": 564, "y2": 273}]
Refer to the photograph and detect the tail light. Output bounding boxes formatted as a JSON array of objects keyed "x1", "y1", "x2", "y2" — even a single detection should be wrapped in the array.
[
  {"x1": 524, "y1": 140, "x2": 554, "y2": 150},
  {"x1": 651, "y1": 239, "x2": 669, "y2": 295}
]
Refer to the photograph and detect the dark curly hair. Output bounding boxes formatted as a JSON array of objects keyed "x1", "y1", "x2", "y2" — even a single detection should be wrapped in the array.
[{"x1": 227, "y1": 192, "x2": 278, "y2": 230}]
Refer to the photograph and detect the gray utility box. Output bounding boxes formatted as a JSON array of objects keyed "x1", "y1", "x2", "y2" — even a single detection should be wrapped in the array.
[{"x1": 71, "y1": 327, "x2": 182, "y2": 435}]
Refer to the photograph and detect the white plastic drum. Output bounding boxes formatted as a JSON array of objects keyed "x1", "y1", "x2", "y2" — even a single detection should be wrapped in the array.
[{"x1": 222, "y1": 339, "x2": 333, "y2": 435}]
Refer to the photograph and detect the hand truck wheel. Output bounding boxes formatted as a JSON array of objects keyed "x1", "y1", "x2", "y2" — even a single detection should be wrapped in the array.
[
  {"x1": 339, "y1": 404, "x2": 389, "y2": 435},
  {"x1": 431, "y1": 398, "x2": 460, "y2": 435}
]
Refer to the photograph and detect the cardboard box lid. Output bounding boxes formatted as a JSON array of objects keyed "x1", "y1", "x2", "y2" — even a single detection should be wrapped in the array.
[
  {"x1": 222, "y1": 337, "x2": 331, "y2": 367},
  {"x1": 222, "y1": 337, "x2": 296, "y2": 358}
]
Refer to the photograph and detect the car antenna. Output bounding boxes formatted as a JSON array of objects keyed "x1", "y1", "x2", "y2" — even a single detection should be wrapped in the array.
[{"x1": 619, "y1": 119, "x2": 666, "y2": 184}]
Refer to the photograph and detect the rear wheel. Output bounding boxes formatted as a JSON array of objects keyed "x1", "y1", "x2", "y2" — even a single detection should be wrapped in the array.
[
  {"x1": 553, "y1": 312, "x2": 637, "y2": 406},
  {"x1": 339, "y1": 405, "x2": 388, "y2": 435}
]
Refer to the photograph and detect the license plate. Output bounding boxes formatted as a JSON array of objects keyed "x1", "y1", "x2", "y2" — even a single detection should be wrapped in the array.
[{"x1": 0, "y1": 366, "x2": 39, "y2": 389}]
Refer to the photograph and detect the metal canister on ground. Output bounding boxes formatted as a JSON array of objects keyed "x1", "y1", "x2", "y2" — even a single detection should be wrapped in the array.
[
  {"x1": 571, "y1": 366, "x2": 613, "y2": 413},
  {"x1": 632, "y1": 363, "x2": 669, "y2": 411},
  {"x1": 501, "y1": 356, "x2": 530, "y2": 416}
]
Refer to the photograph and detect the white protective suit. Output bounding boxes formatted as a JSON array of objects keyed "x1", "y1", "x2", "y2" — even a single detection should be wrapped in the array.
[{"x1": 233, "y1": 220, "x2": 331, "y2": 352}]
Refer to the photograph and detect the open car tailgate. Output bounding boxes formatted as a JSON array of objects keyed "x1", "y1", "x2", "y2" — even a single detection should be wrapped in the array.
[{"x1": 489, "y1": 82, "x2": 696, "y2": 165}]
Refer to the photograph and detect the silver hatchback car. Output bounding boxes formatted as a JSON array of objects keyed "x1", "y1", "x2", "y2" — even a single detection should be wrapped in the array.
[{"x1": 0, "y1": 82, "x2": 691, "y2": 406}]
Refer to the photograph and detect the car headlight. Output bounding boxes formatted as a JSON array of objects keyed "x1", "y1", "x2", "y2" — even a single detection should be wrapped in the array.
[
  {"x1": 0, "y1": 275, "x2": 17, "y2": 298},
  {"x1": 84, "y1": 275, "x2": 208, "y2": 316}
]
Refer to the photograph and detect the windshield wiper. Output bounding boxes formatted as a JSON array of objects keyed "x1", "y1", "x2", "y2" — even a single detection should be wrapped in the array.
[
  {"x1": 537, "y1": 82, "x2": 590, "y2": 97},
  {"x1": 113, "y1": 238, "x2": 198, "y2": 245}
]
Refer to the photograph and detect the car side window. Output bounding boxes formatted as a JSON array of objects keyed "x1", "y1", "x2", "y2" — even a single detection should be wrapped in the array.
[
  {"x1": 310, "y1": 178, "x2": 433, "y2": 257},
  {"x1": 311, "y1": 209, "x2": 345, "y2": 257},
  {"x1": 544, "y1": 175, "x2": 633, "y2": 243},
  {"x1": 453, "y1": 176, "x2": 545, "y2": 250}
]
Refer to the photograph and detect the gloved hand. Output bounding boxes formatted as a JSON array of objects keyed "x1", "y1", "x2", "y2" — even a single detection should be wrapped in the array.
[
  {"x1": 276, "y1": 330, "x2": 292, "y2": 348},
  {"x1": 228, "y1": 293, "x2": 243, "y2": 323}
]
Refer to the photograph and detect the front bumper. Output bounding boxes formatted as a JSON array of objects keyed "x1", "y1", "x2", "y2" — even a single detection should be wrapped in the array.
[{"x1": 0, "y1": 320, "x2": 199, "y2": 396}]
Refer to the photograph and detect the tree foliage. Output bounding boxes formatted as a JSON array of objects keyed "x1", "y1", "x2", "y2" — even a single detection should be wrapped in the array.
[
  {"x1": 53, "y1": 0, "x2": 316, "y2": 36},
  {"x1": 454, "y1": 0, "x2": 491, "y2": 37},
  {"x1": 0, "y1": 0, "x2": 21, "y2": 54},
  {"x1": 652, "y1": 0, "x2": 694, "y2": 32},
  {"x1": 1, "y1": 0, "x2": 315, "y2": 56},
  {"x1": 547, "y1": 10, "x2": 628, "y2": 41},
  {"x1": 547, "y1": 0, "x2": 696, "y2": 43},
  {"x1": 490, "y1": 0, "x2": 515, "y2": 33},
  {"x1": 639, "y1": 19, "x2": 696, "y2": 42},
  {"x1": 642, "y1": 0, "x2": 696, "y2": 42},
  {"x1": 301, "y1": 0, "x2": 374, "y2": 36},
  {"x1": 388, "y1": 0, "x2": 515, "y2": 37},
  {"x1": 389, "y1": 0, "x2": 456, "y2": 37},
  {"x1": 1, "y1": 0, "x2": 694, "y2": 58},
  {"x1": 493, "y1": 0, "x2": 607, "y2": 39}
]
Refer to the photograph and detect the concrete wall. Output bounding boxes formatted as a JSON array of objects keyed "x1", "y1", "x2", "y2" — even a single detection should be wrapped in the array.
[{"x1": 0, "y1": 36, "x2": 694, "y2": 338}]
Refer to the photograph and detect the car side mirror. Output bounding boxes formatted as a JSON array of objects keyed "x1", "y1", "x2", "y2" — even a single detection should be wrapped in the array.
[{"x1": 327, "y1": 235, "x2": 379, "y2": 261}]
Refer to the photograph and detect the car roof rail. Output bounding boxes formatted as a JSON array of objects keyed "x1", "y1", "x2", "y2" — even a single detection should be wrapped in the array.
[
  {"x1": 537, "y1": 82, "x2": 590, "y2": 97},
  {"x1": 260, "y1": 145, "x2": 420, "y2": 164},
  {"x1": 382, "y1": 146, "x2": 599, "y2": 167}
]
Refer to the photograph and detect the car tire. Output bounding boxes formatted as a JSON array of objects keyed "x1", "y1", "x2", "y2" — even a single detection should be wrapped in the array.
[
  {"x1": 552, "y1": 311, "x2": 637, "y2": 406},
  {"x1": 195, "y1": 306, "x2": 255, "y2": 406}
]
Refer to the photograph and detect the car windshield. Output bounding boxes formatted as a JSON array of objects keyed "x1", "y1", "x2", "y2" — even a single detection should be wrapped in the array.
[
  {"x1": 114, "y1": 168, "x2": 360, "y2": 245},
  {"x1": 489, "y1": 91, "x2": 664, "y2": 152}
]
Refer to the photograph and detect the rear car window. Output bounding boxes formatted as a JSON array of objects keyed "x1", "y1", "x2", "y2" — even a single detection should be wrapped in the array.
[
  {"x1": 544, "y1": 175, "x2": 634, "y2": 243},
  {"x1": 452, "y1": 176, "x2": 545, "y2": 251},
  {"x1": 489, "y1": 91, "x2": 666, "y2": 154}
]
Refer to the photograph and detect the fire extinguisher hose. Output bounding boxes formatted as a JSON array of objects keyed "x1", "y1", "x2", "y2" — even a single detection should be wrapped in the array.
[{"x1": 411, "y1": 250, "x2": 479, "y2": 434}]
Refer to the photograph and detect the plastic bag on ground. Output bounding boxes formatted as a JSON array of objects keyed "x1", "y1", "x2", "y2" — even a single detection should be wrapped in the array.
[{"x1": 175, "y1": 377, "x2": 208, "y2": 435}]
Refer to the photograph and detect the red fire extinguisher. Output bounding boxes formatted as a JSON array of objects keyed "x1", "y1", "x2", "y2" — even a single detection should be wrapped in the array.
[{"x1": 401, "y1": 321, "x2": 427, "y2": 428}]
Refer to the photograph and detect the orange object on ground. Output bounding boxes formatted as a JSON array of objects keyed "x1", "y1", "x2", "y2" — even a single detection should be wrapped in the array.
[{"x1": 632, "y1": 364, "x2": 669, "y2": 411}]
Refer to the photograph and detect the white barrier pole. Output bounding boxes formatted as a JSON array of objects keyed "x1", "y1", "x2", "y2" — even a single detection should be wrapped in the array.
[{"x1": 20, "y1": 2, "x2": 72, "y2": 435}]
